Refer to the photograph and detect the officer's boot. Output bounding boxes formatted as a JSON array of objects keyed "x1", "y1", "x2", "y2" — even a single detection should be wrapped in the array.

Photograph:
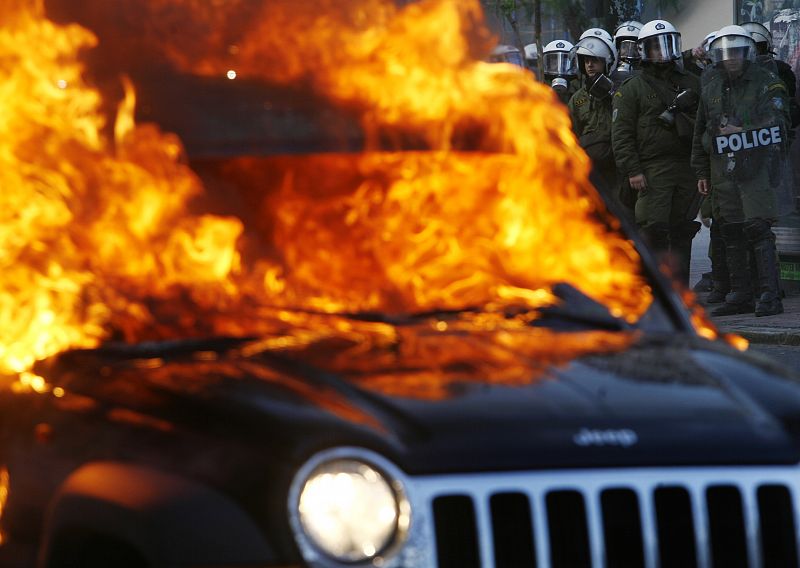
[
  {"x1": 670, "y1": 221, "x2": 701, "y2": 288},
  {"x1": 745, "y1": 220, "x2": 784, "y2": 317},
  {"x1": 706, "y1": 221, "x2": 729, "y2": 304},
  {"x1": 711, "y1": 223, "x2": 753, "y2": 316}
]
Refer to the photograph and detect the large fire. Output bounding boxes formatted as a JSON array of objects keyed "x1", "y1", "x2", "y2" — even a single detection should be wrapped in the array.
[{"x1": 0, "y1": 0, "x2": 688, "y2": 380}]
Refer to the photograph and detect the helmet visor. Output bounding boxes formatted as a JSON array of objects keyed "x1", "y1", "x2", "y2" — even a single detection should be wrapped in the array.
[
  {"x1": 618, "y1": 39, "x2": 638, "y2": 60},
  {"x1": 543, "y1": 52, "x2": 576, "y2": 76},
  {"x1": 506, "y1": 51, "x2": 525, "y2": 67},
  {"x1": 709, "y1": 36, "x2": 755, "y2": 64},
  {"x1": 571, "y1": 38, "x2": 613, "y2": 71},
  {"x1": 491, "y1": 51, "x2": 525, "y2": 67},
  {"x1": 639, "y1": 33, "x2": 681, "y2": 62}
]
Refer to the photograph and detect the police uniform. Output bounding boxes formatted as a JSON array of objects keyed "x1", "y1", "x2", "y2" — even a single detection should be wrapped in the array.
[
  {"x1": 691, "y1": 60, "x2": 790, "y2": 316},
  {"x1": 612, "y1": 64, "x2": 701, "y2": 282},
  {"x1": 568, "y1": 86, "x2": 616, "y2": 192},
  {"x1": 547, "y1": 75, "x2": 579, "y2": 105}
]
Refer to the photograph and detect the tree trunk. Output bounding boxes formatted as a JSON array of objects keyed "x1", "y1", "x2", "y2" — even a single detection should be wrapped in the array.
[
  {"x1": 503, "y1": 12, "x2": 527, "y2": 63},
  {"x1": 535, "y1": 0, "x2": 543, "y2": 81}
]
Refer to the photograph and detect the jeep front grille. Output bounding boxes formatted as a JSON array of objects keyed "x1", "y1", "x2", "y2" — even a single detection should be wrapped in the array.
[{"x1": 413, "y1": 466, "x2": 800, "y2": 568}]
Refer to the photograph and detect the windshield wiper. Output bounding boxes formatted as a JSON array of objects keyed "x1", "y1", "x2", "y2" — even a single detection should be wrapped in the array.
[
  {"x1": 529, "y1": 283, "x2": 631, "y2": 332},
  {"x1": 335, "y1": 283, "x2": 631, "y2": 331}
]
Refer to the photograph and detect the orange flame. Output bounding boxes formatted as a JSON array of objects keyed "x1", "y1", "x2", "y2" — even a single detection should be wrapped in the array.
[{"x1": 0, "y1": 0, "x2": 660, "y2": 378}]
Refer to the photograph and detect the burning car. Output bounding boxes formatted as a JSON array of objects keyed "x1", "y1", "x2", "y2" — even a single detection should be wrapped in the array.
[{"x1": 0, "y1": 1, "x2": 799, "y2": 568}]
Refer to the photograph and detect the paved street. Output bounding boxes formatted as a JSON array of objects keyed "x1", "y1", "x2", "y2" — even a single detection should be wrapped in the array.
[
  {"x1": 689, "y1": 224, "x2": 800, "y2": 372},
  {"x1": 751, "y1": 344, "x2": 800, "y2": 372}
]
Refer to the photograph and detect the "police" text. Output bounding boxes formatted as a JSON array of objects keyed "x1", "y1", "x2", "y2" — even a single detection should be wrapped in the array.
[{"x1": 714, "y1": 126, "x2": 782, "y2": 155}]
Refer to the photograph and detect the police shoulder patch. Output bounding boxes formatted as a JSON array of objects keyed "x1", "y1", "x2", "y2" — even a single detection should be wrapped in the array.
[
  {"x1": 767, "y1": 82, "x2": 787, "y2": 93},
  {"x1": 772, "y1": 97, "x2": 785, "y2": 110},
  {"x1": 574, "y1": 97, "x2": 587, "y2": 107}
]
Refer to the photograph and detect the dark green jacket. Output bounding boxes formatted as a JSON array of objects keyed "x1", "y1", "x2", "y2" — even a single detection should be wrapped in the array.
[
  {"x1": 568, "y1": 86, "x2": 614, "y2": 173},
  {"x1": 691, "y1": 63, "x2": 789, "y2": 183},
  {"x1": 611, "y1": 65, "x2": 700, "y2": 178}
]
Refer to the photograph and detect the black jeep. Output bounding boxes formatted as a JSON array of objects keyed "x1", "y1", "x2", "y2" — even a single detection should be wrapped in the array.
[{"x1": 2, "y1": 2, "x2": 800, "y2": 568}]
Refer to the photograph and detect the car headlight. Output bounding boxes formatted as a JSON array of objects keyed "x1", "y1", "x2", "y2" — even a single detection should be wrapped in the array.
[{"x1": 289, "y1": 448, "x2": 411, "y2": 566}]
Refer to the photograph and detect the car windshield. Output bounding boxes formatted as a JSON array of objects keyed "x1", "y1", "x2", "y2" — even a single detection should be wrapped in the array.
[{"x1": 0, "y1": 0, "x2": 703, "y2": 377}]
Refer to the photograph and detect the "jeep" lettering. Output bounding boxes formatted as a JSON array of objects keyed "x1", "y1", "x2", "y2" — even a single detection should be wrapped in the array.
[{"x1": 573, "y1": 428, "x2": 639, "y2": 447}]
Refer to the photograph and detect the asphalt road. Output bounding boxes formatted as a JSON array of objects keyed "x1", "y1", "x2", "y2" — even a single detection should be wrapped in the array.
[
  {"x1": 691, "y1": 227, "x2": 800, "y2": 374},
  {"x1": 750, "y1": 344, "x2": 800, "y2": 373}
]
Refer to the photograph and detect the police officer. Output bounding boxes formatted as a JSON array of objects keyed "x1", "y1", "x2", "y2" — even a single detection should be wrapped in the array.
[
  {"x1": 696, "y1": 29, "x2": 729, "y2": 301},
  {"x1": 741, "y1": 22, "x2": 796, "y2": 89},
  {"x1": 612, "y1": 19, "x2": 701, "y2": 285},
  {"x1": 612, "y1": 21, "x2": 643, "y2": 87},
  {"x1": 542, "y1": 40, "x2": 578, "y2": 104},
  {"x1": 740, "y1": 21, "x2": 799, "y2": 128},
  {"x1": 692, "y1": 25, "x2": 791, "y2": 316},
  {"x1": 568, "y1": 35, "x2": 618, "y2": 193}
]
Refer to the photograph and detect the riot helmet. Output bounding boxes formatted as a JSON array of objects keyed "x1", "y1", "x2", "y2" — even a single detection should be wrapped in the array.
[
  {"x1": 740, "y1": 21, "x2": 772, "y2": 55},
  {"x1": 701, "y1": 31, "x2": 718, "y2": 54},
  {"x1": 580, "y1": 28, "x2": 614, "y2": 45},
  {"x1": 708, "y1": 25, "x2": 756, "y2": 66},
  {"x1": 572, "y1": 36, "x2": 617, "y2": 77},
  {"x1": 571, "y1": 36, "x2": 617, "y2": 99},
  {"x1": 523, "y1": 43, "x2": 538, "y2": 68},
  {"x1": 614, "y1": 21, "x2": 643, "y2": 63},
  {"x1": 638, "y1": 20, "x2": 682, "y2": 63},
  {"x1": 578, "y1": 28, "x2": 618, "y2": 69},
  {"x1": 542, "y1": 40, "x2": 577, "y2": 77},
  {"x1": 489, "y1": 44, "x2": 525, "y2": 68}
]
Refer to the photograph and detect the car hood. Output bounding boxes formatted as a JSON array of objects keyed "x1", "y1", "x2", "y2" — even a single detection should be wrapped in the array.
[{"x1": 36, "y1": 330, "x2": 800, "y2": 474}]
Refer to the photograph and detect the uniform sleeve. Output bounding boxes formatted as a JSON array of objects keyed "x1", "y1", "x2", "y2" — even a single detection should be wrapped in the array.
[
  {"x1": 611, "y1": 82, "x2": 642, "y2": 178},
  {"x1": 756, "y1": 79, "x2": 791, "y2": 133},
  {"x1": 681, "y1": 50, "x2": 703, "y2": 78},
  {"x1": 691, "y1": 96, "x2": 710, "y2": 181},
  {"x1": 567, "y1": 93, "x2": 584, "y2": 135}
]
